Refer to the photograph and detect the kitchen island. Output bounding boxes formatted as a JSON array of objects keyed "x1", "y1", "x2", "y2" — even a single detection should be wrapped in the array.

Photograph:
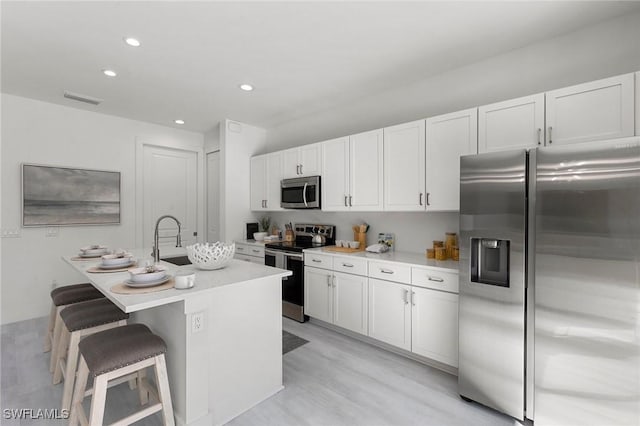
[{"x1": 63, "y1": 249, "x2": 292, "y2": 426}]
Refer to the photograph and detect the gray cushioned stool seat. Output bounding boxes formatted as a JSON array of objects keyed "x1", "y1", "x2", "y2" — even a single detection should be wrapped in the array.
[
  {"x1": 51, "y1": 284, "x2": 104, "y2": 306},
  {"x1": 60, "y1": 298, "x2": 129, "y2": 332},
  {"x1": 78, "y1": 324, "x2": 167, "y2": 377}
]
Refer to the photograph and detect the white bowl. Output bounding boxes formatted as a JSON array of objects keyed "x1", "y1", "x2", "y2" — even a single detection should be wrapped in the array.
[
  {"x1": 187, "y1": 242, "x2": 235, "y2": 270},
  {"x1": 128, "y1": 265, "x2": 167, "y2": 283},
  {"x1": 253, "y1": 232, "x2": 268, "y2": 241},
  {"x1": 80, "y1": 245, "x2": 108, "y2": 256},
  {"x1": 349, "y1": 241, "x2": 360, "y2": 249},
  {"x1": 101, "y1": 253, "x2": 133, "y2": 266}
]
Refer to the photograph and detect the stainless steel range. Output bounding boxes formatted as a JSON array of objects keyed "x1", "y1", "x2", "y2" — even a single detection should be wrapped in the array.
[{"x1": 264, "y1": 224, "x2": 335, "y2": 322}]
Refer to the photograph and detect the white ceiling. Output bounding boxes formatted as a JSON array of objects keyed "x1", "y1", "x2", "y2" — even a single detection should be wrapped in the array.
[{"x1": 3, "y1": 1, "x2": 640, "y2": 134}]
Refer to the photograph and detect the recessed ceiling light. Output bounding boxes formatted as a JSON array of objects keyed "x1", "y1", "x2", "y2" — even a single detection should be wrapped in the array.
[
  {"x1": 239, "y1": 84, "x2": 254, "y2": 91},
  {"x1": 124, "y1": 37, "x2": 141, "y2": 47},
  {"x1": 174, "y1": 119, "x2": 185, "y2": 125},
  {"x1": 103, "y1": 69, "x2": 117, "y2": 77}
]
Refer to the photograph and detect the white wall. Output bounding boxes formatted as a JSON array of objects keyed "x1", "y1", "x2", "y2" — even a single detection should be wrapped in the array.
[
  {"x1": 219, "y1": 119, "x2": 266, "y2": 243},
  {"x1": 0, "y1": 94, "x2": 203, "y2": 324},
  {"x1": 266, "y1": 11, "x2": 640, "y2": 149}
]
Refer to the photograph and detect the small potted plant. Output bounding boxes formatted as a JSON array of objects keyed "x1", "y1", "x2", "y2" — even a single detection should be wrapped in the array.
[{"x1": 253, "y1": 216, "x2": 271, "y2": 241}]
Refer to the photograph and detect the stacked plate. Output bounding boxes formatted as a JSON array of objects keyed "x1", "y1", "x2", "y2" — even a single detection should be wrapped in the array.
[
  {"x1": 78, "y1": 245, "x2": 108, "y2": 258},
  {"x1": 99, "y1": 252, "x2": 135, "y2": 270},
  {"x1": 126, "y1": 265, "x2": 171, "y2": 288}
]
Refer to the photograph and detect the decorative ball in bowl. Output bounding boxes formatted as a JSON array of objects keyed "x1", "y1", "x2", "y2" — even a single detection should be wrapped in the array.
[
  {"x1": 186, "y1": 242, "x2": 235, "y2": 270},
  {"x1": 253, "y1": 232, "x2": 268, "y2": 241}
]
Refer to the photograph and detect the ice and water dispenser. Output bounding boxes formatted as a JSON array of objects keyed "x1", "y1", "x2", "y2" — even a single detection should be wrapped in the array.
[{"x1": 470, "y1": 238, "x2": 510, "y2": 287}]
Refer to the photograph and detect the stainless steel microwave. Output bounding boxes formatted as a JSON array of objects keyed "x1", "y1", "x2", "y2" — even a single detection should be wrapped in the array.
[{"x1": 281, "y1": 176, "x2": 321, "y2": 209}]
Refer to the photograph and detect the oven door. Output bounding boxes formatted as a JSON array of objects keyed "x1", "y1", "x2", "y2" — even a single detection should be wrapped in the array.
[
  {"x1": 281, "y1": 176, "x2": 321, "y2": 209},
  {"x1": 265, "y1": 249, "x2": 307, "y2": 322}
]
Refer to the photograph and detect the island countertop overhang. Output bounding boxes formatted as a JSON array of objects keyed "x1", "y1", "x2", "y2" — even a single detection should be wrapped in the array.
[{"x1": 62, "y1": 248, "x2": 292, "y2": 313}]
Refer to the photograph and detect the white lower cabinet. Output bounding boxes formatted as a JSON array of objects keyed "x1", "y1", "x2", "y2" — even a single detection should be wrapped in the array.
[
  {"x1": 234, "y1": 242, "x2": 265, "y2": 264},
  {"x1": 368, "y1": 278, "x2": 412, "y2": 351},
  {"x1": 410, "y1": 286, "x2": 459, "y2": 367},
  {"x1": 305, "y1": 266, "x2": 368, "y2": 334}
]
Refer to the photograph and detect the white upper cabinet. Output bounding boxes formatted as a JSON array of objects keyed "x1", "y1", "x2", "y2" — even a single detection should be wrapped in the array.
[
  {"x1": 282, "y1": 143, "x2": 322, "y2": 178},
  {"x1": 425, "y1": 108, "x2": 478, "y2": 211},
  {"x1": 250, "y1": 152, "x2": 283, "y2": 211},
  {"x1": 383, "y1": 120, "x2": 426, "y2": 211},
  {"x1": 478, "y1": 94, "x2": 545, "y2": 153},
  {"x1": 322, "y1": 130, "x2": 383, "y2": 211},
  {"x1": 350, "y1": 129, "x2": 384, "y2": 211},
  {"x1": 321, "y1": 137, "x2": 350, "y2": 211},
  {"x1": 545, "y1": 73, "x2": 635, "y2": 146}
]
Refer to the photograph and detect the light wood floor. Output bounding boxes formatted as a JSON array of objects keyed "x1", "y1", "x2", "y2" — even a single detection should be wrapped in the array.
[{"x1": 1, "y1": 316, "x2": 518, "y2": 425}]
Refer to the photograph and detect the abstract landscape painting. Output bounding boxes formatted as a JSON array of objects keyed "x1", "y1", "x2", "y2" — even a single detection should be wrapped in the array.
[{"x1": 22, "y1": 164, "x2": 120, "y2": 226}]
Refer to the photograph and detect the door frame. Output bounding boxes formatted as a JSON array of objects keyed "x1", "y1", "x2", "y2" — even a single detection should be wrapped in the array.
[
  {"x1": 135, "y1": 137, "x2": 205, "y2": 249},
  {"x1": 205, "y1": 148, "x2": 221, "y2": 243}
]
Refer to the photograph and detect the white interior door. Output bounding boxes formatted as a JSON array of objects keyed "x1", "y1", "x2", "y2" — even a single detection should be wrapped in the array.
[
  {"x1": 142, "y1": 145, "x2": 198, "y2": 250},
  {"x1": 207, "y1": 151, "x2": 220, "y2": 242}
]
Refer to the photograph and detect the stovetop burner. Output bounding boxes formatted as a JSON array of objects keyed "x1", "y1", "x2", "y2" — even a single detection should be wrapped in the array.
[{"x1": 265, "y1": 223, "x2": 335, "y2": 253}]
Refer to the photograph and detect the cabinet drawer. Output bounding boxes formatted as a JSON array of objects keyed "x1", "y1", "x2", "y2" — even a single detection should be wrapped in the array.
[
  {"x1": 411, "y1": 267, "x2": 459, "y2": 293},
  {"x1": 368, "y1": 261, "x2": 411, "y2": 284},
  {"x1": 236, "y1": 253, "x2": 254, "y2": 263},
  {"x1": 304, "y1": 252, "x2": 333, "y2": 270},
  {"x1": 235, "y1": 243, "x2": 249, "y2": 254},
  {"x1": 247, "y1": 246, "x2": 265, "y2": 258},
  {"x1": 333, "y1": 256, "x2": 367, "y2": 276}
]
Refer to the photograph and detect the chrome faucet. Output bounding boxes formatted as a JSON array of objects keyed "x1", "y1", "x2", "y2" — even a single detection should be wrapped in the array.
[{"x1": 151, "y1": 215, "x2": 182, "y2": 263}]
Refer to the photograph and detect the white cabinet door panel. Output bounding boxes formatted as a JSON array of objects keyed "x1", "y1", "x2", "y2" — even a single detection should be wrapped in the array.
[
  {"x1": 266, "y1": 152, "x2": 283, "y2": 211},
  {"x1": 368, "y1": 278, "x2": 411, "y2": 350},
  {"x1": 478, "y1": 94, "x2": 544, "y2": 153},
  {"x1": 304, "y1": 267, "x2": 333, "y2": 323},
  {"x1": 411, "y1": 287, "x2": 459, "y2": 367},
  {"x1": 350, "y1": 129, "x2": 384, "y2": 211},
  {"x1": 546, "y1": 73, "x2": 634, "y2": 145},
  {"x1": 282, "y1": 148, "x2": 300, "y2": 179},
  {"x1": 384, "y1": 120, "x2": 426, "y2": 211},
  {"x1": 250, "y1": 155, "x2": 267, "y2": 211},
  {"x1": 299, "y1": 143, "x2": 322, "y2": 177},
  {"x1": 321, "y1": 137, "x2": 350, "y2": 211},
  {"x1": 426, "y1": 108, "x2": 478, "y2": 211},
  {"x1": 333, "y1": 272, "x2": 368, "y2": 335}
]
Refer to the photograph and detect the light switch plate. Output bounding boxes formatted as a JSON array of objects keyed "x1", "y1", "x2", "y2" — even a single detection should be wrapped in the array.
[{"x1": 1, "y1": 228, "x2": 21, "y2": 238}]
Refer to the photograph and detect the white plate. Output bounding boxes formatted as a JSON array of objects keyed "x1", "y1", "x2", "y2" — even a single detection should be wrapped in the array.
[
  {"x1": 80, "y1": 246, "x2": 108, "y2": 256},
  {"x1": 101, "y1": 254, "x2": 134, "y2": 266},
  {"x1": 128, "y1": 265, "x2": 168, "y2": 283},
  {"x1": 99, "y1": 260, "x2": 135, "y2": 270},
  {"x1": 124, "y1": 274, "x2": 171, "y2": 288},
  {"x1": 78, "y1": 252, "x2": 105, "y2": 258}
]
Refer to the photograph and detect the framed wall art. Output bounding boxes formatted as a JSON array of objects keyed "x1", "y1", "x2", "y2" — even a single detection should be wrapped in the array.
[{"x1": 22, "y1": 164, "x2": 121, "y2": 226}]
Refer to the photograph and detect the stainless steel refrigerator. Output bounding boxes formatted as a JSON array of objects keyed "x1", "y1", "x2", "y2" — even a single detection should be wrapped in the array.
[{"x1": 458, "y1": 138, "x2": 640, "y2": 425}]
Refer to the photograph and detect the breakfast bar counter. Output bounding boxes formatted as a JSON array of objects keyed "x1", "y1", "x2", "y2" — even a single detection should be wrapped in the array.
[{"x1": 63, "y1": 248, "x2": 292, "y2": 426}]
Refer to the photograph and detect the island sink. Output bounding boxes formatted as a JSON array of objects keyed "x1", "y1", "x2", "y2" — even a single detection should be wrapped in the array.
[{"x1": 162, "y1": 255, "x2": 191, "y2": 266}]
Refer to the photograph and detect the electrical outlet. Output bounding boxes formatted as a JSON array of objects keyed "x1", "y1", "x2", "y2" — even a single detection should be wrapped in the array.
[
  {"x1": 191, "y1": 312, "x2": 204, "y2": 333},
  {"x1": 45, "y1": 227, "x2": 59, "y2": 237}
]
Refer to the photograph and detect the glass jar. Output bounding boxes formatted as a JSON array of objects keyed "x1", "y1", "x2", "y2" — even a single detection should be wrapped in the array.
[
  {"x1": 435, "y1": 246, "x2": 447, "y2": 261},
  {"x1": 445, "y1": 232, "x2": 457, "y2": 258},
  {"x1": 451, "y1": 246, "x2": 459, "y2": 261},
  {"x1": 426, "y1": 248, "x2": 435, "y2": 259}
]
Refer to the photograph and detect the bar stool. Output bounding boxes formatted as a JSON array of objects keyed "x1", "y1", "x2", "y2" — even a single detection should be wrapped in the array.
[
  {"x1": 69, "y1": 324, "x2": 174, "y2": 426},
  {"x1": 53, "y1": 298, "x2": 129, "y2": 411},
  {"x1": 46, "y1": 283, "x2": 104, "y2": 372}
]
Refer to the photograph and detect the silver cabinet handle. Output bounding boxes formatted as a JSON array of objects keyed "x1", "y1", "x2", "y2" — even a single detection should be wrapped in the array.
[
  {"x1": 548, "y1": 126, "x2": 553, "y2": 144},
  {"x1": 380, "y1": 268, "x2": 394, "y2": 274},
  {"x1": 349, "y1": 195, "x2": 352, "y2": 206},
  {"x1": 344, "y1": 195, "x2": 348, "y2": 207},
  {"x1": 341, "y1": 263, "x2": 354, "y2": 268},
  {"x1": 327, "y1": 275, "x2": 331, "y2": 287},
  {"x1": 251, "y1": 249, "x2": 260, "y2": 253},
  {"x1": 332, "y1": 275, "x2": 336, "y2": 288},
  {"x1": 537, "y1": 128, "x2": 541, "y2": 145},
  {"x1": 426, "y1": 193, "x2": 430, "y2": 206},
  {"x1": 411, "y1": 291, "x2": 416, "y2": 306},
  {"x1": 312, "y1": 259, "x2": 322, "y2": 263},
  {"x1": 299, "y1": 164, "x2": 303, "y2": 175},
  {"x1": 419, "y1": 193, "x2": 423, "y2": 206},
  {"x1": 403, "y1": 289, "x2": 409, "y2": 305},
  {"x1": 237, "y1": 247, "x2": 245, "y2": 251},
  {"x1": 428, "y1": 276, "x2": 444, "y2": 282}
]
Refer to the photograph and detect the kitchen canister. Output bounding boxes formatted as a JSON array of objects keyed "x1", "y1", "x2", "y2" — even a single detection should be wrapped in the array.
[
  {"x1": 445, "y1": 232, "x2": 457, "y2": 258},
  {"x1": 435, "y1": 246, "x2": 447, "y2": 261},
  {"x1": 451, "y1": 246, "x2": 459, "y2": 261},
  {"x1": 426, "y1": 248, "x2": 435, "y2": 259},
  {"x1": 433, "y1": 240, "x2": 444, "y2": 250}
]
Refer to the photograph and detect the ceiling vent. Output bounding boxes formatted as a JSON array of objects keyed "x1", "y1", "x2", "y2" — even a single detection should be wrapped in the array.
[{"x1": 63, "y1": 90, "x2": 103, "y2": 105}]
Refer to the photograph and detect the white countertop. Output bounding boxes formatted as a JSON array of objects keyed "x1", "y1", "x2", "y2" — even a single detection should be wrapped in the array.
[
  {"x1": 303, "y1": 247, "x2": 460, "y2": 273},
  {"x1": 235, "y1": 239, "x2": 281, "y2": 246},
  {"x1": 63, "y1": 248, "x2": 292, "y2": 313}
]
